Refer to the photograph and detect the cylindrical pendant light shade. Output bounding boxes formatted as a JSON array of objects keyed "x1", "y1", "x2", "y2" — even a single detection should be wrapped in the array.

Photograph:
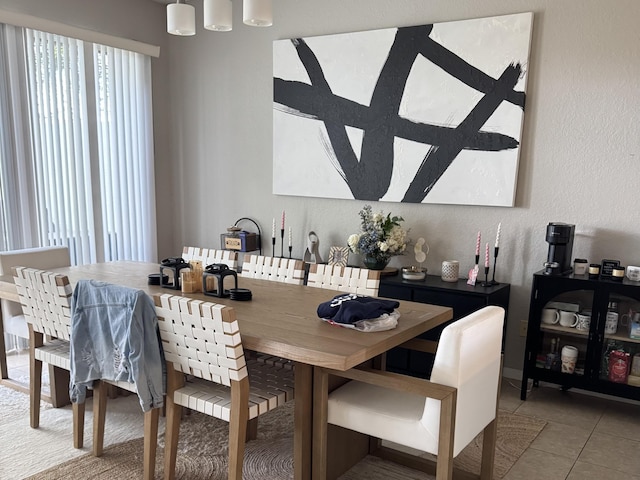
[
  {"x1": 243, "y1": 0, "x2": 273, "y2": 27},
  {"x1": 167, "y1": 2, "x2": 196, "y2": 36},
  {"x1": 204, "y1": 0, "x2": 233, "y2": 31}
]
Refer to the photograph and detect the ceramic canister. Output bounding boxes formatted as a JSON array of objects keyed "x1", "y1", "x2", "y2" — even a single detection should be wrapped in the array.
[{"x1": 441, "y1": 260, "x2": 459, "y2": 282}]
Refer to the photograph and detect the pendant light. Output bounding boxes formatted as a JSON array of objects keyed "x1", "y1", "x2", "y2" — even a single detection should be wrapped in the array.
[
  {"x1": 204, "y1": 0, "x2": 233, "y2": 32},
  {"x1": 167, "y1": 0, "x2": 196, "y2": 36},
  {"x1": 243, "y1": 0, "x2": 273, "y2": 27}
]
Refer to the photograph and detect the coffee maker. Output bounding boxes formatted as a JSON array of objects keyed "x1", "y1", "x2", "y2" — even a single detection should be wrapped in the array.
[{"x1": 543, "y1": 222, "x2": 575, "y2": 275}]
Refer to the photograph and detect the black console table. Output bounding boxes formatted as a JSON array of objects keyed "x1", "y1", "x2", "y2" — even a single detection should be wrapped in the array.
[{"x1": 379, "y1": 273, "x2": 510, "y2": 377}]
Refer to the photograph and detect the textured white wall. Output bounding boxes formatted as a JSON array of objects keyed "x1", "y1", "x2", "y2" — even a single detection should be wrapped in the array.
[
  {"x1": 165, "y1": 0, "x2": 640, "y2": 370},
  {"x1": 2, "y1": 0, "x2": 639, "y2": 370}
]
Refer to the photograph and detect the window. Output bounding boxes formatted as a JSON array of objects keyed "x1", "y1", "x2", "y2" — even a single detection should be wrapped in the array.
[{"x1": 0, "y1": 24, "x2": 156, "y2": 264}]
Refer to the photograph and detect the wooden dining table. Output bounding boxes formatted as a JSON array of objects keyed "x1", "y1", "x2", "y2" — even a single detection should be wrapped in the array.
[{"x1": 0, "y1": 261, "x2": 452, "y2": 479}]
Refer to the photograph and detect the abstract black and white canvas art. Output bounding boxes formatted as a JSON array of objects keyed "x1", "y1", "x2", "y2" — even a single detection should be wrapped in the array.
[{"x1": 273, "y1": 13, "x2": 533, "y2": 206}]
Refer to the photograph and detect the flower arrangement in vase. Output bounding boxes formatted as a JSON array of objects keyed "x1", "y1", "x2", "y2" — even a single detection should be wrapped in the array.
[{"x1": 347, "y1": 205, "x2": 408, "y2": 270}]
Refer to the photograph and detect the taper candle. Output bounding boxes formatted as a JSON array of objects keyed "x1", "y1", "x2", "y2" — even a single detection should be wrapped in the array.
[
  {"x1": 495, "y1": 222, "x2": 502, "y2": 248},
  {"x1": 281, "y1": 211, "x2": 285, "y2": 230},
  {"x1": 272, "y1": 218, "x2": 276, "y2": 238},
  {"x1": 288, "y1": 226, "x2": 292, "y2": 247},
  {"x1": 475, "y1": 231, "x2": 481, "y2": 256},
  {"x1": 485, "y1": 243, "x2": 490, "y2": 268}
]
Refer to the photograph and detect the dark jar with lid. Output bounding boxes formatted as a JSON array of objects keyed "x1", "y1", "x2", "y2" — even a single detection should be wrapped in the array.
[{"x1": 588, "y1": 264, "x2": 600, "y2": 279}]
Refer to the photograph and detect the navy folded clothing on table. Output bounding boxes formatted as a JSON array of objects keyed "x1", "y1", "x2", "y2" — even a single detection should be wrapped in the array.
[{"x1": 317, "y1": 293, "x2": 400, "y2": 325}]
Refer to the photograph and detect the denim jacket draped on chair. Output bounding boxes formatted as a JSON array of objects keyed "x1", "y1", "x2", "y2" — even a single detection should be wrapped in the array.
[{"x1": 69, "y1": 279, "x2": 165, "y2": 411}]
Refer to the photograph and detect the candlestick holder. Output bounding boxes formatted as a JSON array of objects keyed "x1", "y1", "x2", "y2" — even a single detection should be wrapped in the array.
[
  {"x1": 489, "y1": 246, "x2": 500, "y2": 285},
  {"x1": 288, "y1": 245, "x2": 292, "y2": 259},
  {"x1": 272, "y1": 236, "x2": 276, "y2": 257},
  {"x1": 280, "y1": 229, "x2": 285, "y2": 258},
  {"x1": 481, "y1": 265, "x2": 491, "y2": 287}
]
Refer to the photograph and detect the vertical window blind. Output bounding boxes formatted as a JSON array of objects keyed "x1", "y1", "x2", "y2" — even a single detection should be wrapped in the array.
[{"x1": 0, "y1": 24, "x2": 157, "y2": 264}]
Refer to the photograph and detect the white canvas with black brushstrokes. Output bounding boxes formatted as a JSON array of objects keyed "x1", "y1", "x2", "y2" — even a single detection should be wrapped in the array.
[{"x1": 273, "y1": 12, "x2": 533, "y2": 206}]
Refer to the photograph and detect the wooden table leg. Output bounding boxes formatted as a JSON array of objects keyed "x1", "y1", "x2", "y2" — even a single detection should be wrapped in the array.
[
  {"x1": 312, "y1": 366, "x2": 329, "y2": 480},
  {"x1": 0, "y1": 307, "x2": 8, "y2": 379},
  {"x1": 294, "y1": 362, "x2": 312, "y2": 480}
]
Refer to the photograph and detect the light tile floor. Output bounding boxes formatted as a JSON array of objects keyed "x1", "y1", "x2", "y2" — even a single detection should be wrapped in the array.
[
  {"x1": 500, "y1": 378, "x2": 640, "y2": 480},
  {"x1": 5, "y1": 347, "x2": 640, "y2": 479}
]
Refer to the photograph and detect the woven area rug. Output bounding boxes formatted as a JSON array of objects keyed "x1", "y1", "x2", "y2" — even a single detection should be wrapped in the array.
[{"x1": 25, "y1": 401, "x2": 546, "y2": 480}]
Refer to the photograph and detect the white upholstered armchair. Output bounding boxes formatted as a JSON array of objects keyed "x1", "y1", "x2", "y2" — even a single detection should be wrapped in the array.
[{"x1": 312, "y1": 305, "x2": 505, "y2": 480}]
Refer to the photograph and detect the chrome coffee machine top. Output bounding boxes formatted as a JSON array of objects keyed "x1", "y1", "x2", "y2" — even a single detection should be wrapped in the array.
[{"x1": 543, "y1": 222, "x2": 575, "y2": 275}]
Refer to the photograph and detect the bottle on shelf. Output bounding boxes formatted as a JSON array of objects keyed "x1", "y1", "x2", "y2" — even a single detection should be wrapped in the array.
[
  {"x1": 606, "y1": 300, "x2": 620, "y2": 336},
  {"x1": 544, "y1": 337, "x2": 561, "y2": 371},
  {"x1": 545, "y1": 338, "x2": 557, "y2": 369}
]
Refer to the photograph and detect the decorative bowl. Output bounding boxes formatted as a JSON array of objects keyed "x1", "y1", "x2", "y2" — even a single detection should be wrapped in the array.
[{"x1": 402, "y1": 266, "x2": 427, "y2": 281}]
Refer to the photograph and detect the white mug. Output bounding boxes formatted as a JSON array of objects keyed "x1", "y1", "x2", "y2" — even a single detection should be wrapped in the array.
[
  {"x1": 441, "y1": 260, "x2": 459, "y2": 282},
  {"x1": 541, "y1": 308, "x2": 559, "y2": 325},
  {"x1": 605, "y1": 311, "x2": 619, "y2": 335},
  {"x1": 561, "y1": 345, "x2": 578, "y2": 374},
  {"x1": 576, "y1": 312, "x2": 591, "y2": 332},
  {"x1": 559, "y1": 310, "x2": 579, "y2": 328}
]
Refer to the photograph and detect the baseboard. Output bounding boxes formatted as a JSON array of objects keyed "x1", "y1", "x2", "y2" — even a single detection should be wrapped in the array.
[{"x1": 502, "y1": 367, "x2": 522, "y2": 380}]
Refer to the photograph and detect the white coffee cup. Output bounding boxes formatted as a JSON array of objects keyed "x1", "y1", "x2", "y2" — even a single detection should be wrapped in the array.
[
  {"x1": 559, "y1": 310, "x2": 579, "y2": 328},
  {"x1": 576, "y1": 312, "x2": 591, "y2": 332},
  {"x1": 441, "y1": 260, "x2": 459, "y2": 282},
  {"x1": 605, "y1": 311, "x2": 619, "y2": 334},
  {"x1": 561, "y1": 345, "x2": 578, "y2": 374},
  {"x1": 541, "y1": 308, "x2": 559, "y2": 325}
]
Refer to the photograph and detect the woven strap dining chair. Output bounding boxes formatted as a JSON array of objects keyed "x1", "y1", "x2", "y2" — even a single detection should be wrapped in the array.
[
  {"x1": 13, "y1": 266, "x2": 85, "y2": 448},
  {"x1": 154, "y1": 293, "x2": 295, "y2": 480},
  {"x1": 0, "y1": 246, "x2": 70, "y2": 385},
  {"x1": 306, "y1": 263, "x2": 381, "y2": 296},
  {"x1": 182, "y1": 246, "x2": 238, "y2": 271},
  {"x1": 239, "y1": 254, "x2": 303, "y2": 368},
  {"x1": 69, "y1": 279, "x2": 163, "y2": 480},
  {"x1": 240, "y1": 254, "x2": 305, "y2": 285},
  {"x1": 313, "y1": 305, "x2": 505, "y2": 480}
]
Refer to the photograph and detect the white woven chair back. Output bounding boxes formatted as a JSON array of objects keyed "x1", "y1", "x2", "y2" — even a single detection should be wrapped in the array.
[
  {"x1": 241, "y1": 255, "x2": 305, "y2": 285},
  {"x1": 182, "y1": 246, "x2": 238, "y2": 271},
  {"x1": 155, "y1": 294, "x2": 247, "y2": 386},
  {"x1": 307, "y1": 264, "x2": 381, "y2": 296},
  {"x1": 13, "y1": 267, "x2": 73, "y2": 340}
]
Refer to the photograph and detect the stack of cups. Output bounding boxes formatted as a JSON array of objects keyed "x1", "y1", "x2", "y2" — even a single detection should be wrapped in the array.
[{"x1": 561, "y1": 345, "x2": 578, "y2": 373}]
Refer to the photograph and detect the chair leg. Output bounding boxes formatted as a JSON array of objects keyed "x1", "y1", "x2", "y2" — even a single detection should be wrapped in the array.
[
  {"x1": 246, "y1": 417, "x2": 258, "y2": 441},
  {"x1": 143, "y1": 407, "x2": 160, "y2": 480},
  {"x1": 73, "y1": 401, "x2": 86, "y2": 449},
  {"x1": 93, "y1": 380, "x2": 108, "y2": 457},
  {"x1": 481, "y1": 356, "x2": 502, "y2": 480},
  {"x1": 436, "y1": 390, "x2": 457, "y2": 480},
  {"x1": 480, "y1": 418, "x2": 498, "y2": 480},
  {"x1": 228, "y1": 378, "x2": 250, "y2": 480},
  {"x1": 29, "y1": 328, "x2": 43, "y2": 429},
  {"x1": 164, "y1": 365, "x2": 185, "y2": 480}
]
